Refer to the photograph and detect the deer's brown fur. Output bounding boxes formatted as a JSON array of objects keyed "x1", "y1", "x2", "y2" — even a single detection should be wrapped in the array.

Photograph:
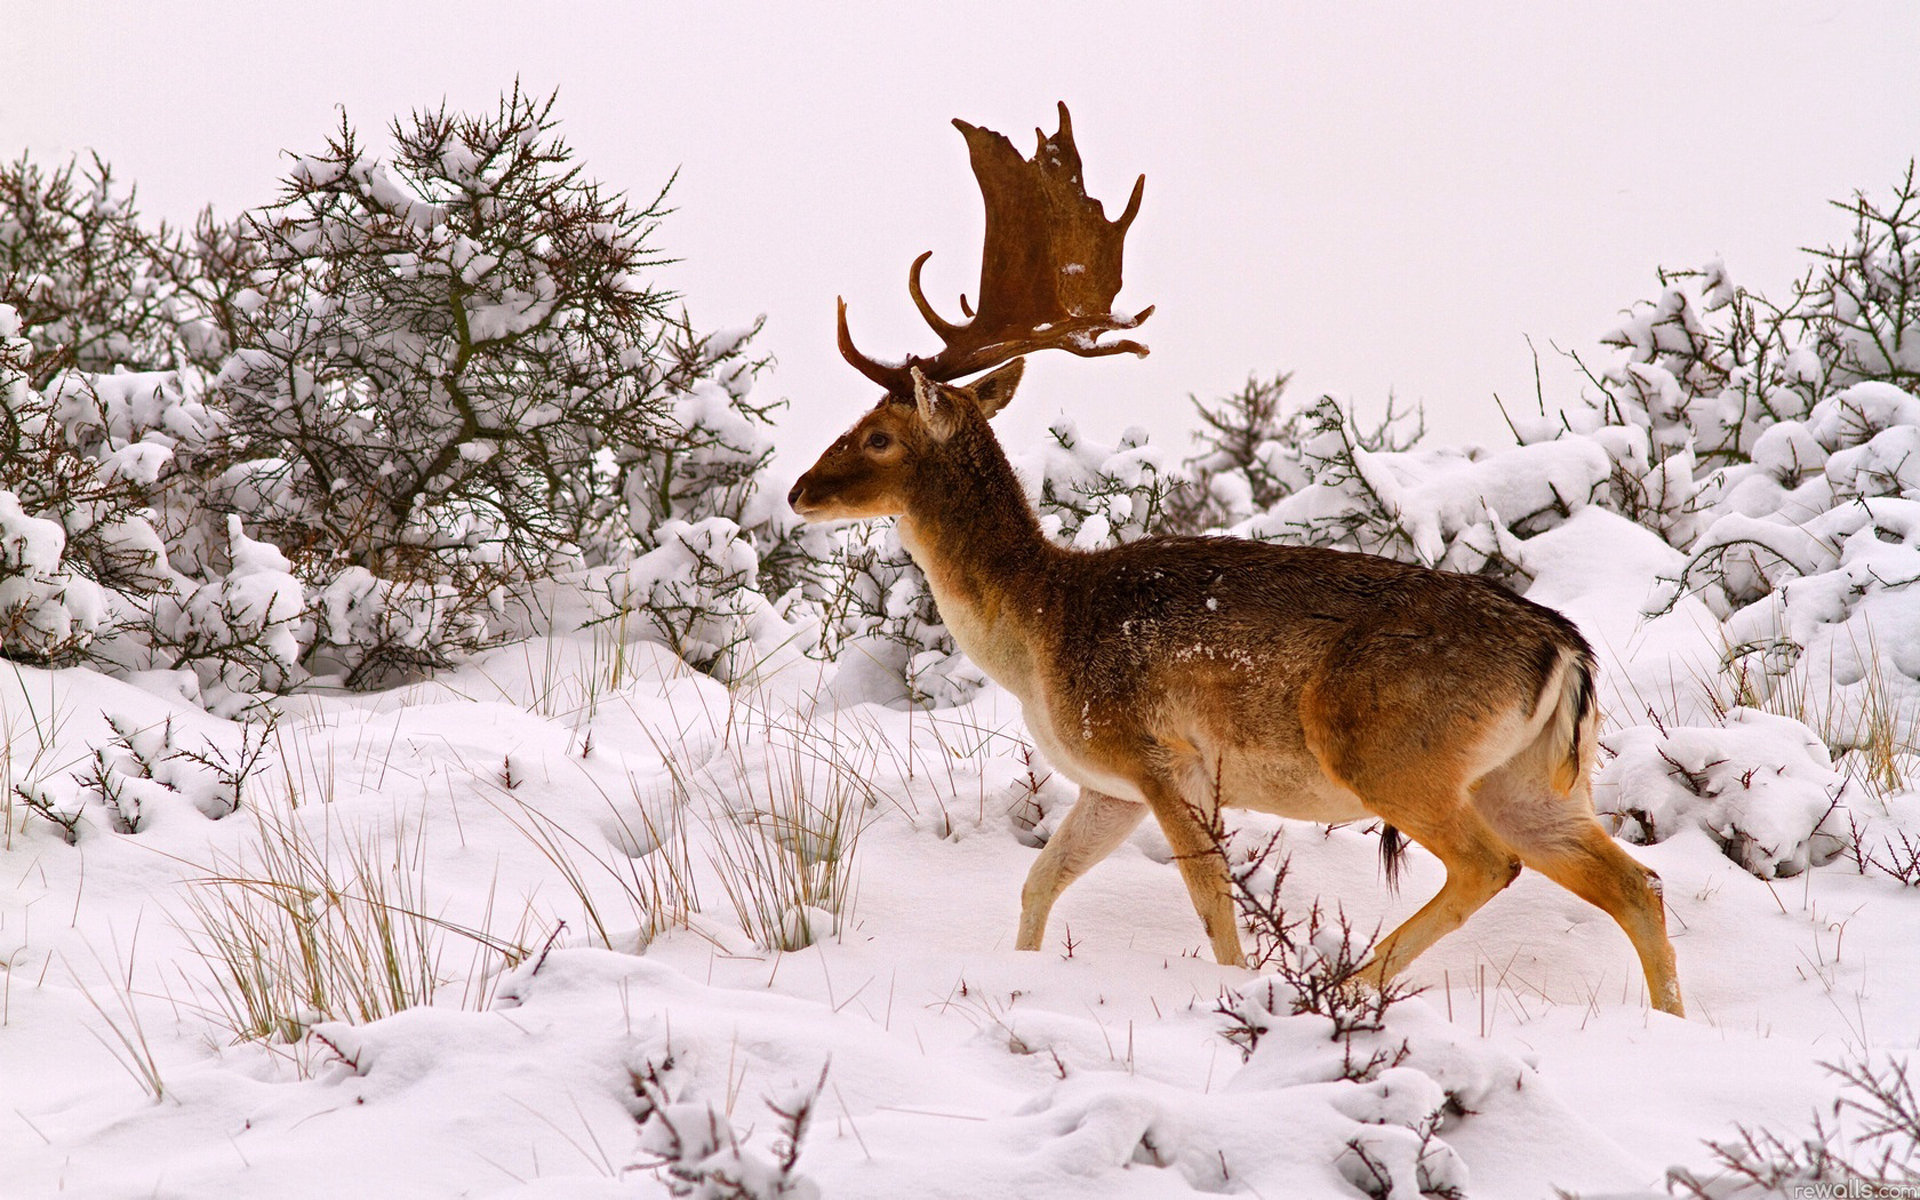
[{"x1": 790, "y1": 105, "x2": 1683, "y2": 1016}]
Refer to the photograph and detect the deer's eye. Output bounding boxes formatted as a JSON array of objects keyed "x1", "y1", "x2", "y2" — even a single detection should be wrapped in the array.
[{"x1": 865, "y1": 431, "x2": 893, "y2": 451}]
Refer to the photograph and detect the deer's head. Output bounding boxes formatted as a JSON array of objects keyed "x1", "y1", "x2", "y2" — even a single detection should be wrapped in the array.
[
  {"x1": 786, "y1": 361, "x2": 1026, "y2": 520},
  {"x1": 789, "y1": 103, "x2": 1151, "y2": 524}
]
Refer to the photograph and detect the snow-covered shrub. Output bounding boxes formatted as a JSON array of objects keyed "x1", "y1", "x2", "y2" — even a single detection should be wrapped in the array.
[
  {"x1": 1670, "y1": 1055, "x2": 1920, "y2": 1198},
  {"x1": 1595, "y1": 708, "x2": 1848, "y2": 879},
  {"x1": 0, "y1": 488, "x2": 95, "y2": 659},
  {"x1": 147, "y1": 206, "x2": 292, "y2": 380},
  {"x1": 1570, "y1": 260, "x2": 1819, "y2": 475},
  {"x1": 1167, "y1": 371, "x2": 1428, "y2": 538},
  {"x1": 613, "y1": 517, "x2": 776, "y2": 680},
  {"x1": 0, "y1": 160, "x2": 324, "y2": 699},
  {"x1": 1232, "y1": 393, "x2": 1584, "y2": 583},
  {"x1": 210, "y1": 87, "x2": 770, "y2": 685},
  {"x1": 1532, "y1": 166, "x2": 1920, "y2": 553},
  {"x1": 1164, "y1": 371, "x2": 1308, "y2": 533},
  {"x1": 0, "y1": 311, "x2": 311, "y2": 711},
  {"x1": 15, "y1": 706, "x2": 275, "y2": 845},
  {"x1": 71, "y1": 711, "x2": 275, "y2": 833},
  {"x1": 610, "y1": 323, "x2": 781, "y2": 547},
  {"x1": 0, "y1": 307, "x2": 172, "y2": 661},
  {"x1": 1016, "y1": 416, "x2": 1186, "y2": 550},
  {"x1": 147, "y1": 517, "x2": 305, "y2": 711},
  {"x1": 1660, "y1": 383, "x2": 1920, "y2": 782},
  {"x1": 1498, "y1": 170, "x2": 1913, "y2": 562},
  {"x1": 801, "y1": 521, "x2": 967, "y2": 705},
  {"x1": 1812, "y1": 163, "x2": 1920, "y2": 396},
  {"x1": 42, "y1": 367, "x2": 225, "y2": 585},
  {"x1": 1678, "y1": 383, "x2": 1920, "y2": 613},
  {"x1": 0, "y1": 153, "x2": 258, "y2": 386},
  {"x1": 1216, "y1": 970, "x2": 1525, "y2": 1200},
  {"x1": 0, "y1": 154, "x2": 183, "y2": 386},
  {"x1": 631, "y1": 1055, "x2": 825, "y2": 1199},
  {"x1": 4, "y1": 93, "x2": 796, "y2": 696},
  {"x1": 1485, "y1": 166, "x2": 1920, "y2": 792},
  {"x1": 1158, "y1": 376, "x2": 1607, "y2": 588}
]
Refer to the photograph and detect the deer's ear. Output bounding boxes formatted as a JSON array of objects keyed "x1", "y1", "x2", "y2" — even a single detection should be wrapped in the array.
[
  {"x1": 968, "y1": 358, "x2": 1025, "y2": 419},
  {"x1": 912, "y1": 367, "x2": 965, "y2": 443}
]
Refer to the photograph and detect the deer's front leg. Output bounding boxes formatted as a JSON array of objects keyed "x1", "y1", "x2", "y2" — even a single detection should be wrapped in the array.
[
  {"x1": 1139, "y1": 776, "x2": 1246, "y2": 967},
  {"x1": 1016, "y1": 788, "x2": 1147, "y2": 951}
]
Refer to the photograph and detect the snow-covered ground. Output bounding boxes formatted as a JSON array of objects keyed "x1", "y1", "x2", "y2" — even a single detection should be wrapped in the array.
[{"x1": 3, "y1": 506, "x2": 1917, "y2": 1199}]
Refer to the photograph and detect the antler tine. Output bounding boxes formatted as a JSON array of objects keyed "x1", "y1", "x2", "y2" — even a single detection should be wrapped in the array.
[
  {"x1": 835, "y1": 297, "x2": 911, "y2": 392},
  {"x1": 906, "y1": 252, "x2": 964, "y2": 342},
  {"x1": 1115, "y1": 173, "x2": 1145, "y2": 234},
  {"x1": 1067, "y1": 303, "x2": 1155, "y2": 359},
  {"x1": 1036, "y1": 100, "x2": 1077, "y2": 173}
]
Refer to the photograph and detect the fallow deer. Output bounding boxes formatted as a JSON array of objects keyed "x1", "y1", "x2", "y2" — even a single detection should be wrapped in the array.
[{"x1": 788, "y1": 104, "x2": 1684, "y2": 1016}]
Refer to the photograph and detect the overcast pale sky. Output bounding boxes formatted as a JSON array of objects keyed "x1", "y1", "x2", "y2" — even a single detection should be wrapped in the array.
[{"x1": 6, "y1": 2, "x2": 1919, "y2": 465}]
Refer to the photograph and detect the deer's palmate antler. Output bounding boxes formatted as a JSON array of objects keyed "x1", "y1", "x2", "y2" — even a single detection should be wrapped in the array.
[
  {"x1": 837, "y1": 102, "x2": 1151, "y2": 392},
  {"x1": 789, "y1": 105, "x2": 1683, "y2": 1017}
]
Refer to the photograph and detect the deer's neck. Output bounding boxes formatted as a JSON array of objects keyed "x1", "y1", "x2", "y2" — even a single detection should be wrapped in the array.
[{"x1": 896, "y1": 422, "x2": 1058, "y2": 693}]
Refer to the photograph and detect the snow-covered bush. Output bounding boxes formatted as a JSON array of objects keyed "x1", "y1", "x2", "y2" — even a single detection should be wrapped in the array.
[
  {"x1": 1483, "y1": 167, "x2": 1917, "y2": 571},
  {"x1": 1215, "y1": 970, "x2": 1525, "y2": 1200},
  {"x1": 147, "y1": 517, "x2": 305, "y2": 710},
  {"x1": 149, "y1": 207, "x2": 293, "y2": 380},
  {"x1": 0, "y1": 307, "x2": 309, "y2": 711},
  {"x1": 1670, "y1": 1056, "x2": 1920, "y2": 1198},
  {"x1": 1230, "y1": 393, "x2": 1580, "y2": 583},
  {"x1": 610, "y1": 324, "x2": 781, "y2": 547},
  {"x1": 1164, "y1": 371, "x2": 1303, "y2": 533},
  {"x1": 0, "y1": 154, "x2": 182, "y2": 386},
  {"x1": 1595, "y1": 708, "x2": 1849, "y2": 879},
  {"x1": 1615, "y1": 173, "x2": 1920, "y2": 779},
  {"x1": 1812, "y1": 163, "x2": 1920, "y2": 396},
  {"x1": 0, "y1": 152, "x2": 261, "y2": 387},
  {"x1": 42, "y1": 368, "x2": 226, "y2": 585},
  {"x1": 204, "y1": 87, "x2": 774, "y2": 686},
  {"x1": 796, "y1": 521, "x2": 963, "y2": 705},
  {"x1": 14, "y1": 705, "x2": 275, "y2": 845},
  {"x1": 612, "y1": 517, "x2": 780, "y2": 680},
  {"x1": 1166, "y1": 370, "x2": 1400, "y2": 535},
  {"x1": 0, "y1": 162, "x2": 319, "y2": 700},
  {"x1": 630, "y1": 1055, "x2": 825, "y2": 1199},
  {"x1": 1160, "y1": 375, "x2": 1609, "y2": 590},
  {"x1": 0, "y1": 306, "x2": 172, "y2": 661},
  {"x1": 0, "y1": 487, "x2": 106, "y2": 661},
  {"x1": 1429, "y1": 166, "x2": 1920, "y2": 798},
  {"x1": 1, "y1": 97, "x2": 796, "y2": 699},
  {"x1": 1018, "y1": 416, "x2": 1186, "y2": 551}
]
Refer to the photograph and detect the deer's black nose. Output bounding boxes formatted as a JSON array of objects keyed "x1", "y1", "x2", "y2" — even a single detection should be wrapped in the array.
[{"x1": 787, "y1": 482, "x2": 804, "y2": 507}]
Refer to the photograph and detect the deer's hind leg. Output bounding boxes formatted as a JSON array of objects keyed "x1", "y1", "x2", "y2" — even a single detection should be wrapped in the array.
[
  {"x1": 1352, "y1": 788, "x2": 1524, "y2": 990},
  {"x1": 1475, "y1": 769, "x2": 1684, "y2": 1016},
  {"x1": 1016, "y1": 789, "x2": 1147, "y2": 951}
]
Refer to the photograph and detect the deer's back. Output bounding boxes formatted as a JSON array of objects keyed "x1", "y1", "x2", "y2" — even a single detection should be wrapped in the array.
[
  {"x1": 1015, "y1": 537, "x2": 1590, "y2": 816},
  {"x1": 1045, "y1": 537, "x2": 1581, "y2": 685}
]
